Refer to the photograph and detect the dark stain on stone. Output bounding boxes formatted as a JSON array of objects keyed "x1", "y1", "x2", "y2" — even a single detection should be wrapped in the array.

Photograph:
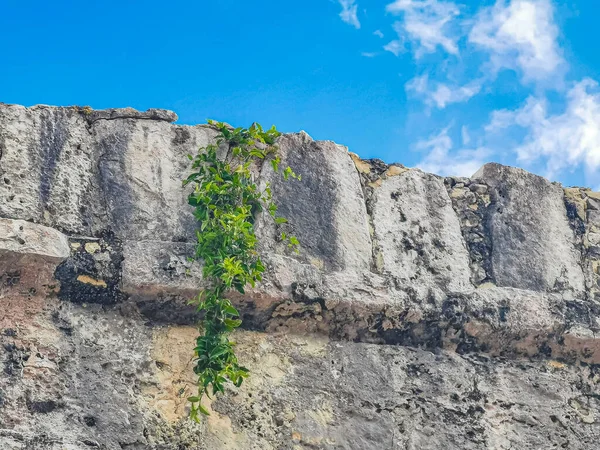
[
  {"x1": 290, "y1": 281, "x2": 327, "y2": 309},
  {"x1": 2, "y1": 271, "x2": 21, "y2": 287},
  {"x1": 455, "y1": 335, "x2": 490, "y2": 355},
  {"x1": 537, "y1": 341, "x2": 553, "y2": 358},
  {"x1": 177, "y1": 191, "x2": 197, "y2": 243},
  {"x1": 564, "y1": 300, "x2": 600, "y2": 330},
  {"x1": 274, "y1": 138, "x2": 340, "y2": 271},
  {"x1": 364, "y1": 158, "x2": 390, "y2": 178},
  {"x1": 3, "y1": 343, "x2": 27, "y2": 379},
  {"x1": 54, "y1": 231, "x2": 127, "y2": 305},
  {"x1": 26, "y1": 398, "x2": 61, "y2": 414},
  {"x1": 84, "y1": 415, "x2": 97, "y2": 427},
  {"x1": 477, "y1": 206, "x2": 496, "y2": 284},
  {"x1": 96, "y1": 128, "x2": 135, "y2": 238},
  {"x1": 498, "y1": 306, "x2": 510, "y2": 322},
  {"x1": 179, "y1": 194, "x2": 198, "y2": 242},
  {"x1": 38, "y1": 109, "x2": 68, "y2": 209},
  {"x1": 51, "y1": 310, "x2": 73, "y2": 336},
  {"x1": 377, "y1": 312, "x2": 443, "y2": 350},
  {"x1": 172, "y1": 127, "x2": 191, "y2": 145},
  {"x1": 564, "y1": 198, "x2": 586, "y2": 237},
  {"x1": 375, "y1": 297, "x2": 493, "y2": 354},
  {"x1": 135, "y1": 288, "x2": 283, "y2": 329},
  {"x1": 135, "y1": 294, "x2": 202, "y2": 326},
  {"x1": 241, "y1": 306, "x2": 279, "y2": 332}
]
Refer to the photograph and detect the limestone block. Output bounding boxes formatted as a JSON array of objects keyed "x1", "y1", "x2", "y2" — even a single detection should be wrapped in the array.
[
  {"x1": 258, "y1": 132, "x2": 372, "y2": 284},
  {"x1": 0, "y1": 104, "x2": 94, "y2": 232},
  {"x1": 371, "y1": 169, "x2": 472, "y2": 299},
  {"x1": 0, "y1": 218, "x2": 69, "y2": 264},
  {"x1": 91, "y1": 119, "x2": 217, "y2": 241},
  {"x1": 121, "y1": 240, "x2": 203, "y2": 297},
  {"x1": 474, "y1": 163, "x2": 585, "y2": 295}
]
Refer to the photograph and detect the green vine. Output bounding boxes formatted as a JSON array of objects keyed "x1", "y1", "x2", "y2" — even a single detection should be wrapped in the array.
[{"x1": 183, "y1": 120, "x2": 299, "y2": 421}]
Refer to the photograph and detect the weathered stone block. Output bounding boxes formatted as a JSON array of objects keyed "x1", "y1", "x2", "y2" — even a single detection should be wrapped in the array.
[
  {"x1": 92, "y1": 119, "x2": 217, "y2": 241},
  {"x1": 258, "y1": 131, "x2": 372, "y2": 287},
  {"x1": 0, "y1": 218, "x2": 69, "y2": 264},
  {"x1": 474, "y1": 163, "x2": 585, "y2": 295},
  {"x1": 122, "y1": 240, "x2": 203, "y2": 297},
  {"x1": 0, "y1": 105, "x2": 94, "y2": 232},
  {"x1": 371, "y1": 169, "x2": 472, "y2": 299}
]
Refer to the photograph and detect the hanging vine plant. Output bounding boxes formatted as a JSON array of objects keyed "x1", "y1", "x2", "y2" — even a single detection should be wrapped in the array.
[{"x1": 183, "y1": 120, "x2": 300, "y2": 421}]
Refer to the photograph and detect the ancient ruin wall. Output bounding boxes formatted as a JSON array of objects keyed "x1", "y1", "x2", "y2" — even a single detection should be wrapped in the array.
[{"x1": 1, "y1": 103, "x2": 600, "y2": 449}]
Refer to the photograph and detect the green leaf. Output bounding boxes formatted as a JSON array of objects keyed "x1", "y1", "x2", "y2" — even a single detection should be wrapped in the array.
[
  {"x1": 223, "y1": 304, "x2": 240, "y2": 317},
  {"x1": 210, "y1": 346, "x2": 230, "y2": 359},
  {"x1": 198, "y1": 404, "x2": 211, "y2": 416},
  {"x1": 224, "y1": 318, "x2": 243, "y2": 329},
  {"x1": 270, "y1": 157, "x2": 280, "y2": 173}
]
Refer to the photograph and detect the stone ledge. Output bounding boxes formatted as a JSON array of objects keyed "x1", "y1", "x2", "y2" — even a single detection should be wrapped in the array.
[
  {"x1": 0, "y1": 218, "x2": 69, "y2": 264},
  {"x1": 83, "y1": 107, "x2": 179, "y2": 124},
  {"x1": 0, "y1": 103, "x2": 179, "y2": 124}
]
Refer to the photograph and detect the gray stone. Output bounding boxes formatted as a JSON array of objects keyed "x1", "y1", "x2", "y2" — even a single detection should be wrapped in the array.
[
  {"x1": 257, "y1": 131, "x2": 372, "y2": 294},
  {"x1": 2, "y1": 317, "x2": 599, "y2": 449},
  {"x1": 0, "y1": 104, "x2": 94, "y2": 231},
  {"x1": 122, "y1": 240, "x2": 203, "y2": 297},
  {"x1": 91, "y1": 119, "x2": 217, "y2": 241},
  {"x1": 0, "y1": 103, "x2": 216, "y2": 239},
  {"x1": 371, "y1": 169, "x2": 472, "y2": 299},
  {"x1": 474, "y1": 163, "x2": 585, "y2": 295},
  {"x1": 469, "y1": 183, "x2": 488, "y2": 194},
  {"x1": 0, "y1": 218, "x2": 69, "y2": 264},
  {"x1": 84, "y1": 106, "x2": 179, "y2": 124}
]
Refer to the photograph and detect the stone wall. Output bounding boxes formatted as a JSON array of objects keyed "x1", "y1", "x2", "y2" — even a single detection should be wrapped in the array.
[{"x1": 1, "y1": 103, "x2": 599, "y2": 449}]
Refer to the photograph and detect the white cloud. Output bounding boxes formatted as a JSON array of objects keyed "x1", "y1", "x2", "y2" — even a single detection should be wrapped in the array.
[
  {"x1": 328, "y1": 0, "x2": 594, "y2": 187},
  {"x1": 487, "y1": 79, "x2": 600, "y2": 180},
  {"x1": 339, "y1": 0, "x2": 361, "y2": 29},
  {"x1": 416, "y1": 127, "x2": 490, "y2": 176},
  {"x1": 469, "y1": 0, "x2": 565, "y2": 83},
  {"x1": 385, "y1": 0, "x2": 461, "y2": 57},
  {"x1": 406, "y1": 74, "x2": 482, "y2": 108},
  {"x1": 461, "y1": 126, "x2": 470, "y2": 145},
  {"x1": 406, "y1": 73, "x2": 429, "y2": 93},
  {"x1": 384, "y1": 39, "x2": 405, "y2": 56}
]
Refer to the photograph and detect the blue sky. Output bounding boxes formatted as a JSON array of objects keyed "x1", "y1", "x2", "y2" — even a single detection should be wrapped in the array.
[{"x1": 1, "y1": 1, "x2": 599, "y2": 187}]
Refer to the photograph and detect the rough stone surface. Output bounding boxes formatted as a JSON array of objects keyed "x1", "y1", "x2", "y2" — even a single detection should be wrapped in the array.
[
  {"x1": 2, "y1": 104, "x2": 600, "y2": 449},
  {"x1": 0, "y1": 218, "x2": 69, "y2": 264},
  {"x1": 371, "y1": 169, "x2": 472, "y2": 300},
  {"x1": 473, "y1": 163, "x2": 585, "y2": 296},
  {"x1": 0, "y1": 103, "x2": 215, "y2": 240},
  {"x1": 257, "y1": 132, "x2": 372, "y2": 287}
]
